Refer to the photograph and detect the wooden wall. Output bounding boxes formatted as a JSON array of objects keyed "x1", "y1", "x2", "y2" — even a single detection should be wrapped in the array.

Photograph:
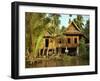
[
  {"x1": 66, "y1": 36, "x2": 79, "y2": 48},
  {"x1": 40, "y1": 35, "x2": 80, "y2": 49}
]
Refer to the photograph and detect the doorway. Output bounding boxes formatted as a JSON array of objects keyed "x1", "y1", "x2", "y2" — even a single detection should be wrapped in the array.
[{"x1": 45, "y1": 39, "x2": 49, "y2": 47}]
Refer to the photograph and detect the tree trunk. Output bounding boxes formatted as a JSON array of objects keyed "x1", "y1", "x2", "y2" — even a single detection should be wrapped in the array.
[
  {"x1": 54, "y1": 38, "x2": 57, "y2": 54},
  {"x1": 29, "y1": 34, "x2": 33, "y2": 54}
]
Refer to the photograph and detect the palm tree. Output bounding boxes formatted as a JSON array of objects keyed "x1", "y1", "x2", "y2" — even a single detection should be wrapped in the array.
[
  {"x1": 47, "y1": 14, "x2": 61, "y2": 55},
  {"x1": 68, "y1": 14, "x2": 72, "y2": 23},
  {"x1": 26, "y1": 12, "x2": 50, "y2": 58},
  {"x1": 74, "y1": 15, "x2": 84, "y2": 30},
  {"x1": 84, "y1": 20, "x2": 90, "y2": 42},
  {"x1": 26, "y1": 13, "x2": 61, "y2": 59}
]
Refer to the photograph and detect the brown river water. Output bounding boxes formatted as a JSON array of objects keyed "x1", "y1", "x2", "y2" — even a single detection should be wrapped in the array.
[{"x1": 26, "y1": 56, "x2": 89, "y2": 68}]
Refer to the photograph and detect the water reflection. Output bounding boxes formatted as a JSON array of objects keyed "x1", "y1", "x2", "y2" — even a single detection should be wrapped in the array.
[{"x1": 26, "y1": 55, "x2": 89, "y2": 68}]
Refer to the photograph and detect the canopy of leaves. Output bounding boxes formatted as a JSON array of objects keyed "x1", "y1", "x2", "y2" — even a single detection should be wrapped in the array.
[
  {"x1": 84, "y1": 20, "x2": 90, "y2": 41},
  {"x1": 25, "y1": 13, "x2": 89, "y2": 58},
  {"x1": 74, "y1": 15, "x2": 84, "y2": 31},
  {"x1": 25, "y1": 12, "x2": 61, "y2": 57}
]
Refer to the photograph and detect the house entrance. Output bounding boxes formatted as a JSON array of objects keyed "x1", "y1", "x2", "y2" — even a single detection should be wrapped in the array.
[{"x1": 45, "y1": 39, "x2": 49, "y2": 47}]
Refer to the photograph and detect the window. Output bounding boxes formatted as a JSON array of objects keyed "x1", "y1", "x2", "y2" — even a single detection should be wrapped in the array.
[
  {"x1": 74, "y1": 38, "x2": 77, "y2": 43},
  {"x1": 68, "y1": 38, "x2": 70, "y2": 43},
  {"x1": 45, "y1": 39, "x2": 49, "y2": 47}
]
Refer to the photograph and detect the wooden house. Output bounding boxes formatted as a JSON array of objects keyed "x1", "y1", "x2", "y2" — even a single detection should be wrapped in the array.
[
  {"x1": 63, "y1": 21, "x2": 84, "y2": 56},
  {"x1": 39, "y1": 21, "x2": 84, "y2": 56}
]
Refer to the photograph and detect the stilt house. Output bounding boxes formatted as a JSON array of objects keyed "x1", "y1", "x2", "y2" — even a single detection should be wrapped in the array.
[{"x1": 39, "y1": 21, "x2": 84, "y2": 56}]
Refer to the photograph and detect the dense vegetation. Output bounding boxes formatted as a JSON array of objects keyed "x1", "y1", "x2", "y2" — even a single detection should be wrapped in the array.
[{"x1": 25, "y1": 13, "x2": 90, "y2": 67}]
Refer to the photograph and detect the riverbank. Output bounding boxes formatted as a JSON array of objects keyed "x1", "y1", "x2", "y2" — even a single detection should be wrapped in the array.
[{"x1": 25, "y1": 54, "x2": 89, "y2": 68}]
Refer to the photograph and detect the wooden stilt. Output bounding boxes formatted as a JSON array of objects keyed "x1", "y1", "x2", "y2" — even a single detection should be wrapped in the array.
[
  {"x1": 42, "y1": 47, "x2": 45, "y2": 56},
  {"x1": 46, "y1": 47, "x2": 49, "y2": 57},
  {"x1": 77, "y1": 47, "x2": 79, "y2": 56},
  {"x1": 38, "y1": 49, "x2": 41, "y2": 57}
]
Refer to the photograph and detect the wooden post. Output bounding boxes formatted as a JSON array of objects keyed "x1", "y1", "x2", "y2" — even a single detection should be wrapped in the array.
[
  {"x1": 42, "y1": 47, "x2": 45, "y2": 56},
  {"x1": 38, "y1": 49, "x2": 41, "y2": 57},
  {"x1": 46, "y1": 47, "x2": 49, "y2": 57},
  {"x1": 77, "y1": 46, "x2": 79, "y2": 56}
]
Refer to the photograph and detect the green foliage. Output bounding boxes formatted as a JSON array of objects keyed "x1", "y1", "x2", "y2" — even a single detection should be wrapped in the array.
[
  {"x1": 25, "y1": 12, "x2": 61, "y2": 58},
  {"x1": 74, "y1": 15, "x2": 90, "y2": 61},
  {"x1": 79, "y1": 38, "x2": 86, "y2": 54},
  {"x1": 84, "y1": 20, "x2": 90, "y2": 42},
  {"x1": 68, "y1": 14, "x2": 72, "y2": 23},
  {"x1": 25, "y1": 12, "x2": 50, "y2": 57},
  {"x1": 74, "y1": 15, "x2": 84, "y2": 31},
  {"x1": 61, "y1": 26, "x2": 65, "y2": 32},
  {"x1": 79, "y1": 38, "x2": 89, "y2": 60},
  {"x1": 34, "y1": 33, "x2": 44, "y2": 57},
  {"x1": 26, "y1": 13, "x2": 89, "y2": 59}
]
